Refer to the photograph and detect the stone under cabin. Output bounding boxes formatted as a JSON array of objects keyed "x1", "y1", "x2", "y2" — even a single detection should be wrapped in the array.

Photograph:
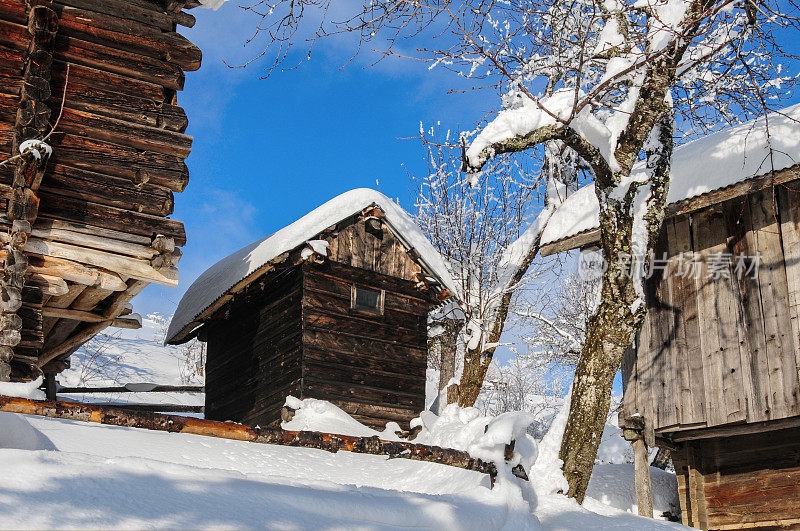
[
  {"x1": 165, "y1": 188, "x2": 458, "y2": 429},
  {"x1": 540, "y1": 103, "x2": 800, "y2": 530}
]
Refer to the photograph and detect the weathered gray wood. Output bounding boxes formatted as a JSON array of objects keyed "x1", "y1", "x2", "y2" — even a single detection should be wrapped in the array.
[
  {"x1": 726, "y1": 197, "x2": 769, "y2": 423},
  {"x1": 540, "y1": 165, "x2": 800, "y2": 256},
  {"x1": 776, "y1": 186, "x2": 800, "y2": 407},
  {"x1": 666, "y1": 215, "x2": 704, "y2": 425},
  {"x1": 633, "y1": 438, "x2": 654, "y2": 518},
  {"x1": 749, "y1": 189, "x2": 800, "y2": 418},
  {"x1": 692, "y1": 208, "x2": 739, "y2": 427}
]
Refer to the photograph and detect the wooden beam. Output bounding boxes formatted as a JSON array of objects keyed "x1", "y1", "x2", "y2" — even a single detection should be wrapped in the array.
[
  {"x1": 111, "y1": 313, "x2": 141, "y2": 329},
  {"x1": 633, "y1": 438, "x2": 654, "y2": 518},
  {"x1": 20, "y1": 238, "x2": 177, "y2": 287},
  {"x1": 28, "y1": 254, "x2": 127, "y2": 291},
  {"x1": 669, "y1": 415, "x2": 800, "y2": 442},
  {"x1": 42, "y1": 307, "x2": 106, "y2": 322},
  {"x1": 37, "y1": 279, "x2": 147, "y2": 367},
  {"x1": 540, "y1": 165, "x2": 800, "y2": 256}
]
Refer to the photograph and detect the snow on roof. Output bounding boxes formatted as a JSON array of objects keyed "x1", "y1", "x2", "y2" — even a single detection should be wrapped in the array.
[
  {"x1": 166, "y1": 188, "x2": 458, "y2": 344},
  {"x1": 540, "y1": 103, "x2": 800, "y2": 248}
]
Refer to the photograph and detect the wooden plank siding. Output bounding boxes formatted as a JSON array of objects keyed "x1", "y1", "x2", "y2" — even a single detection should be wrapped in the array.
[
  {"x1": 623, "y1": 181, "x2": 800, "y2": 433},
  {"x1": 673, "y1": 426, "x2": 800, "y2": 530},
  {"x1": 301, "y1": 261, "x2": 429, "y2": 429},
  {"x1": 202, "y1": 220, "x2": 435, "y2": 430}
]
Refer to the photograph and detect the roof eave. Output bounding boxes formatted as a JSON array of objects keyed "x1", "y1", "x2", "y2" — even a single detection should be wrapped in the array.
[{"x1": 540, "y1": 164, "x2": 800, "y2": 257}]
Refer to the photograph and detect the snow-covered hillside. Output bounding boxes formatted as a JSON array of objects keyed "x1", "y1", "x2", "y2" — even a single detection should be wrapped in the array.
[{"x1": 0, "y1": 319, "x2": 683, "y2": 529}]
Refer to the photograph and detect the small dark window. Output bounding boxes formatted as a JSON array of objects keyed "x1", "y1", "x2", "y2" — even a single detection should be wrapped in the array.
[{"x1": 351, "y1": 285, "x2": 384, "y2": 315}]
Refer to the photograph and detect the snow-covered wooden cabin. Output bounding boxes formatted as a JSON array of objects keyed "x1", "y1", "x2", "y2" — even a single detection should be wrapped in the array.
[
  {"x1": 0, "y1": 1, "x2": 200, "y2": 385},
  {"x1": 541, "y1": 104, "x2": 800, "y2": 530},
  {"x1": 166, "y1": 189, "x2": 457, "y2": 429}
]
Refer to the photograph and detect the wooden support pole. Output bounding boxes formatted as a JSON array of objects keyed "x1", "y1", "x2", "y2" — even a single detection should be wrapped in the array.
[
  {"x1": 44, "y1": 372, "x2": 56, "y2": 401},
  {"x1": 632, "y1": 437, "x2": 654, "y2": 518},
  {"x1": 0, "y1": 395, "x2": 501, "y2": 478}
]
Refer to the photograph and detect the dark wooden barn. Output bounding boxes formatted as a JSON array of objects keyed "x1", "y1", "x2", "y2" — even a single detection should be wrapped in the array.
[
  {"x1": 166, "y1": 189, "x2": 458, "y2": 429},
  {"x1": 0, "y1": 0, "x2": 201, "y2": 385},
  {"x1": 540, "y1": 105, "x2": 800, "y2": 529}
]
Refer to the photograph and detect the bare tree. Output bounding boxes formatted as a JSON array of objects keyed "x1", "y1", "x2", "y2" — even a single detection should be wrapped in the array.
[
  {"x1": 412, "y1": 127, "x2": 582, "y2": 407},
  {"x1": 420, "y1": 0, "x2": 800, "y2": 502},
  {"x1": 214, "y1": 0, "x2": 799, "y2": 503}
]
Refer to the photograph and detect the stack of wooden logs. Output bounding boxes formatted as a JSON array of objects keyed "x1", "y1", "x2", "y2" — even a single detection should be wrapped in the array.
[{"x1": 0, "y1": 0, "x2": 200, "y2": 380}]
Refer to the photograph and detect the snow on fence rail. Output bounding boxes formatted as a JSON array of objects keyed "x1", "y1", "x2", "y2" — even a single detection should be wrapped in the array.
[{"x1": 0, "y1": 395, "x2": 527, "y2": 484}]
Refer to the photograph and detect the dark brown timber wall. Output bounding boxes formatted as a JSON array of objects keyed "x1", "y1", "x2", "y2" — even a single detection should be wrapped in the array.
[
  {"x1": 673, "y1": 426, "x2": 800, "y2": 530},
  {"x1": 302, "y1": 261, "x2": 429, "y2": 429},
  {"x1": 204, "y1": 267, "x2": 303, "y2": 427},
  {"x1": 203, "y1": 259, "x2": 431, "y2": 430},
  {"x1": 622, "y1": 181, "x2": 800, "y2": 433}
]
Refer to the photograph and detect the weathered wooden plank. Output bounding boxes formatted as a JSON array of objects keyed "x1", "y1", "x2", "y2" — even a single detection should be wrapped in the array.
[
  {"x1": 692, "y1": 207, "x2": 742, "y2": 426},
  {"x1": 726, "y1": 197, "x2": 771, "y2": 422},
  {"x1": 56, "y1": 106, "x2": 193, "y2": 157},
  {"x1": 749, "y1": 189, "x2": 800, "y2": 419},
  {"x1": 666, "y1": 215, "x2": 705, "y2": 425},
  {"x1": 53, "y1": 0, "x2": 185, "y2": 31},
  {"x1": 540, "y1": 165, "x2": 800, "y2": 256},
  {"x1": 776, "y1": 185, "x2": 800, "y2": 418},
  {"x1": 35, "y1": 164, "x2": 174, "y2": 217},
  {"x1": 50, "y1": 60, "x2": 164, "y2": 104}
]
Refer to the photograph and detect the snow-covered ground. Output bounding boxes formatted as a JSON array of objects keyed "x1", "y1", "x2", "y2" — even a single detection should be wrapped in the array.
[{"x1": 0, "y1": 318, "x2": 684, "y2": 529}]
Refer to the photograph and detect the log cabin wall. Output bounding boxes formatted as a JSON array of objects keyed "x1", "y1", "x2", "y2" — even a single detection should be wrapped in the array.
[
  {"x1": 204, "y1": 267, "x2": 304, "y2": 427},
  {"x1": 302, "y1": 261, "x2": 429, "y2": 429},
  {"x1": 0, "y1": 0, "x2": 200, "y2": 379},
  {"x1": 672, "y1": 426, "x2": 800, "y2": 530},
  {"x1": 621, "y1": 181, "x2": 800, "y2": 434},
  {"x1": 202, "y1": 217, "x2": 435, "y2": 429}
]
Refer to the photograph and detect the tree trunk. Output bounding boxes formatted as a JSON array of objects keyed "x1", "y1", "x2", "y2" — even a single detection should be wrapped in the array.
[
  {"x1": 438, "y1": 319, "x2": 457, "y2": 393},
  {"x1": 458, "y1": 347, "x2": 489, "y2": 406},
  {"x1": 558, "y1": 290, "x2": 635, "y2": 502},
  {"x1": 557, "y1": 184, "x2": 646, "y2": 502}
]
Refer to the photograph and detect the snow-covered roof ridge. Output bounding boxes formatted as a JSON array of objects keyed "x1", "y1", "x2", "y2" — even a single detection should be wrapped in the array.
[
  {"x1": 166, "y1": 188, "x2": 458, "y2": 344},
  {"x1": 540, "y1": 103, "x2": 800, "y2": 249}
]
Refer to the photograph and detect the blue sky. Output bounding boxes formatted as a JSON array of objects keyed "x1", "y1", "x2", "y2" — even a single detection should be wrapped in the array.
[{"x1": 136, "y1": 2, "x2": 491, "y2": 318}]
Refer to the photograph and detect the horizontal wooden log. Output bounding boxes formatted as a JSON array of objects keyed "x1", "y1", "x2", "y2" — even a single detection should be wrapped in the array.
[
  {"x1": 55, "y1": 107, "x2": 192, "y2": 158},
  {"x1": 34, "y1": 218, "x2": 153, "y2": 246},
  {"x1": 0, "y1": 19, "x2": 185, "y2": 90},
  {"x1": 111, "y1": 313, "x2": 141, "y2": 329},
  {"x1": 58, "y1": 384, "x2": 204, "y2": 393},
  {"x1": 0, "y1": 395, "x2": 499, "y2": 478},
  {"x1": 50, "y1": 59, "x2": 164, "y2": 104},
  {"x1": 28, "y1": 254, "x2": 128, "y2": 291},
  {"x1": 53, "y1": 0, "x2": 190, "y2": 31},
  {"x1": 51, "y1": 4, "x2": 202, "y2": 70},
  {"x1": 49, "y1": 62, "x2": 188, "y2": 133},
  {"x1": 50, "y1": 133, "x2": 189, "y2": 192},
  {"x1": 66, "y1": 402, "x2": 203, "y2": 412},
  {"x1": 29, "y1": 273, "x2": 69, "y2": 296},
  {"x1": 42, "y1": 306, "x2": 107, "y2": 322},
  {"x1": 31, "y1": 225, "x2": 159, "y2": 260},
  {"x1": 21, "y1": 238, "x2": 178, "y2": 286},
  {"x1": 35, "y1": 164, "x2": 174, "y2": 217},
  {"x1": 38, "y1": 192, "x2": 187, "y2": 245}
]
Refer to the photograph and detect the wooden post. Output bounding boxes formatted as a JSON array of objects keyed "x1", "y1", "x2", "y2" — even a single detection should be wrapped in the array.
[
  {"x1": 621, "y1": 415, "x2": 654, "y2": 518},
  {"x1": 632, "y1": 437, "x2": 654, "y2": 518},
  {"x1": 44, "y1": 372, "x2": 57, "y2": 401}
]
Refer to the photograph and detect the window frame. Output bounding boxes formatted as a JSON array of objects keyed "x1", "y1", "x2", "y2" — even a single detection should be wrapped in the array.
[{"x1": 350, "y1": 284, "x2": 385, "y2": 316}]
